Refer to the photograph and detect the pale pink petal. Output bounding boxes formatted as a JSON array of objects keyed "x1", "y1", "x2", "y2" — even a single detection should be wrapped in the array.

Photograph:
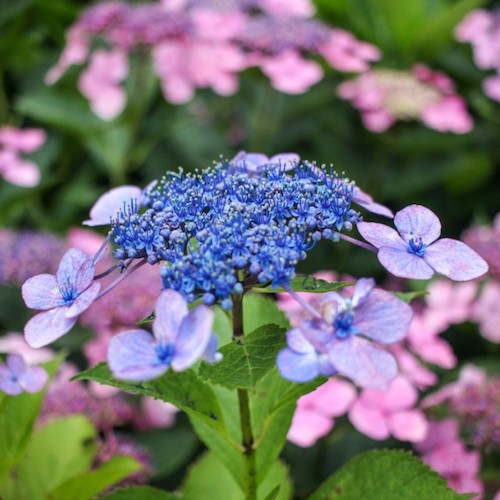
[
  {"x1": 287, "y1": 408, "x2": 333, "y2": 448},
  {"x1": 260, "y1": 0, "x2": 315, "y2": 17},
  {"x1": 305, "y1": 377, "x2": 357, "y2": 417},
  {"x1": 425, "y1": 238, "x2": 489, "y2": 280},
  {"x1": 420, "y1": 96, "x2": 473, "y2": 134},
  {"x1": 378, "y1": 246, "x2": 435, "y2": 279},
  {"x1": 84, "y1": 185, "x2": 142, "y2": 226},
  {"x1": 362, "y1": 109, "x2": 396, "y2": 132},
  {"x1": 483, "y1": 74, "x2": 500, "y2": 102},
  {"x1": 89, "y1": 85, "x2": 127, "y2": 121},
  {"x1": 0, "y1": 127, "x2": 46, "y2": 153},
  {"x1": 1, "y1": 157, "x2": 41, "y2": 187},
  {"x1": 383, "y1": 376, "x2": 418, "y2": 411},
  {"x1": 389, "y1": 409, "x2": 428, "y2": 442},
  {"x1": 349, "y1": 398, "x2": 390, "y2": 440}
]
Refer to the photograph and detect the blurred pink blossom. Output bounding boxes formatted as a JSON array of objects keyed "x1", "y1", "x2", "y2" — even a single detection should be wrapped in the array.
[
  {"x1": 415, "y1": 419, "x2": 484, "y2": 497},
  {"x1": 348, "y1": 375, "x2": 428, "y2": 442},
  {"x1": 473, "y1": 281, "x2": 500, "y2": 343},
  {"x1": 338, "y1": 65, "x2": 473, "y2": 134},
  {"x1": 138, "y1": 397, "x2": 179, "y2": 429},
  {"x1": 288, "y1": 378, "x2": 356, "y2": 447},
  {"x1": 259, "y1": 0, "x2": 315, "y2": 17},
  {"x1": 0, "y1": 332, "x2": 53, "y2": 364},
  {"x1": 0, "y1": 126, "x2": 46, "y2": 187}
]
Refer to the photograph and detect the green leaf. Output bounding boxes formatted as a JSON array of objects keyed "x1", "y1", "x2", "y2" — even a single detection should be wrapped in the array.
[
  {"x1": 101, "y1": 486, "x2": 178, "y2": 499},
  {"x1": 4, "y1": 415, "x2": 96, "y2": 500},
  {"x1": 0, "y1": 354, "x2": 62, "y2": 475},
  {"x1": 254, "y1": 276, "x2": 354, "y2": 294},
  {"x1": 243, "y1": 293, "x2": 289, "y2": 335},
  {"x1": 74, "y1": 363, "x2": 226, "y2": 432},
  {"x1": 309, "y1": 449, "x2": 471, "y2": 500},
  {"x1": 264, "y1": 485, "x2": 281, "y2": 500},
  {"x1": 393, "y1": 290, "x2": 428, "y2": 303},
  {"x1": 181, "y1": 451, "x2": 292, "y2": 500},
  {"x1": 49, "y1": 455, "x2": 141, "y2": 500},
  {"x1": 198, "y1": 324, "x2": 287, "y2": 390}
]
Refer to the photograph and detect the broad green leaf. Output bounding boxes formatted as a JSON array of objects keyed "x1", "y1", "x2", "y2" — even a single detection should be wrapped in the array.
[
  {"x1": 5, "y1": 415, "x2": 96, "y2": 500},
  {"x1": 74, "y1": 363, "x2": 226, "y2": 432},
  {"x1": 181, "y1": 451, "x2": 292, "y2": 500},
  {"x1": 198, "y1": 324, "x2": 287, "y2": 390},
  {"x1": 0, "y1": 354, "x2": 62, "y2": 475},
  {"x1": 101, "y1": 486, "x2": 178, "y2": 499},
  {"x1": 264, "y1": 485, "x2": 281, "y2": 500},
  {"x1": 254, "y1": 277, "x2": 354, "y2": 295},
  {"x1": 49, "y1": 455, "x2": 141, "y2": 500},
  {"x1": 243, "y1": 293, "x2": 290, "y2": 333},
  {"x1": 309, "y1": 449, "x2": 471, "y2": 500}
]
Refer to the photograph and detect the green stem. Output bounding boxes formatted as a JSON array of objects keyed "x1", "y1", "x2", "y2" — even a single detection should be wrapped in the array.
[{"x1": 232, "y1": 293, "x2": 257, "y2": 500}]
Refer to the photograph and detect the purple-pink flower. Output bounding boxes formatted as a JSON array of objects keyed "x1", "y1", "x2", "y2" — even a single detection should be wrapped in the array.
[
  {"x1": 0, "y1": 354, "x2": 48, "y2": 396},
  {"x1": 108, "y1": 289, "x2": 221, "y2": 381},
  {"x1": 358, "y1": 205, "x2": 488, "y2": 281},
  {"x1": 22, "y1": 248, "x2": 101, "y2": 348},
  {"x1": 277, "y1": 278, "x2": 412, "y2": 390},
  {"x1": 0, "y1": 126, "x2": 46, "y2": 187}
]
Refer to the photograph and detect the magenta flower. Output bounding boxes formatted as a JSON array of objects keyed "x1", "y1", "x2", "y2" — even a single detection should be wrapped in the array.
[
  {"x1": 22, "y1": 248, "x2": 101, "y2": 348},
  {"x1": 278, "y1": 278, "x2": 412, "y2": 389},
  {"x1": 108, "y1": 289, "x2": 221, "y2": 381},
  {"x1": 0, "y1": 354, "x2": 48, "y2": 395},
  {"x1": 358, "y1": 205, "x2": 489, "y2": 281}
]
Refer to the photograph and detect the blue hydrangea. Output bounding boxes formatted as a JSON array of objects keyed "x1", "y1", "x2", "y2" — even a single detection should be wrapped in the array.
[{"x1": 110, "y1": 160, "x2": 361, "y2": 308}]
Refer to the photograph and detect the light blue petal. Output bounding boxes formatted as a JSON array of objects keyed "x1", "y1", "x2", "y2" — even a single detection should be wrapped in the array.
[
  {"x1": 394, "y1": 205, "x2": 441, "y2": 246},
  {"x1": 153, "y1": 290, "x2": 188, "y2": 343},
  {"x1": 108, "y1": 329, "x2": 168, "y2": 382},
  {"x1": 378, "y1": 246, "x2": 434, "y2": 280},
  {"x1": 354, "y1": 288, "x2": 413, "y2": 344},
  {"x1": 171, "y1": 305, "x2": 214, "y2": 371},
  {"x1": 18, "y1": 366, "x2": 48, "y2": 393},
  {"x1": 24, "y1": 308, "x2": 77, "y2": 348},
  {"x1": 6, "y1": 354, "x2": 26, "y2": 375},
  {"x1": 21, "y1": 274, "x2": 61, "y2": 310},
  {"x1": 277, "y1": 348, "x2": 320, "y2": 382},
  {"x1": 56, "y1": 248, "x2": 94, "y2": 293},
  {"x1": 65, "y1": 282, "x2": 101, "y2": 318}
]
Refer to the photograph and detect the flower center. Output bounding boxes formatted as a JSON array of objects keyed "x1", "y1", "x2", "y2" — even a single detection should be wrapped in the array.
[
  {"x1": 408, "y1": 236, "x2": 426, "y2": 257},
  {"x1": 155, "y1": 343, "x2": 175, "y2": 365},
  {"x1": 334, "y1": 310, "x2": 355, "y2": 339}
]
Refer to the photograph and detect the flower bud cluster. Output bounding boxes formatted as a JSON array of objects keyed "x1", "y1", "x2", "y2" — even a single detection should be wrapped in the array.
[{"x1": 110, "y1": 161, "x2": 360, "y2": 308}]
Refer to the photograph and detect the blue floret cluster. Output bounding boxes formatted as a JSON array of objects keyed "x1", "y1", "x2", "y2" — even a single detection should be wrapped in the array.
[{"x1": 110, "y1": 160, "x2": 361, "y2": 308}]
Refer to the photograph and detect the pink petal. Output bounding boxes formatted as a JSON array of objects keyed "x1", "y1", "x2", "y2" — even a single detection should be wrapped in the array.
[
  {"x1": 171, "y1": 305, "x2": 214, "y2": 371},
  {"x1": 389, "y1": 409, "x2": 428, "y2": 442},
  {"x1": 383, "y1": 376, "x2": 418, "y2": 410},
  {"x1": 378, "y1": 246, "x2": 435, "y2": 279},
  {"x1": 425, "y1": 238, "x2": 489, "y2": 281},
  {"x1": 89, "y1": 84, "x2": 127, "y2": 121},
  {"x1": 357, "y1": 222, "x2": 406, "y2": 250},
  {"x1": 22, "y1": 274, "x2": 61, "y2": 310},
  {"x1": 328, "y1": 336, "x2": 398, "y2": 390},
  {"x1": 0, "y1": 127, "x2": 46, "y2": 152},
  {"x1": 108, "y1": 329, "x2": 168, "y2": 382},
  {"x1": 483, "y1": 74, "x2": 500, "y2": 102},
  {"x1": 305, "y1": 377, "x2": 357, "y2": 417},
  {"x1": 287, "y1": 408, "x2": 333, "y2": 448},
  {"x1": 394, "y1": 205, "x2": 441, "y2": 245},
  {"x1": 24, "y1": 308, "x2": 77, "y2": 348},
  {"x1": 153, "y1": 290, "x2": 188, "y2": 344},
  {"x1": 349, "y1": 398, "x2": 390, "y2": 440},
  {"x1": 354, "y1": 288, "x2": 413, "y2": 343},
  {"x1": 362, "y1": 109, "x2": 396, "y2": 132},
  {"x1": 84, "y1": 185, "x2": 142, "y2": 226},
  {"x1": 1, "y1": 158, "x2": 41, "y2": 187}
]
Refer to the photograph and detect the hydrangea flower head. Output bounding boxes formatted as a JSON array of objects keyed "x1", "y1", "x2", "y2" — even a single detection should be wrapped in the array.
[
  {"x1": 108, "y1": 289, "x2": 221, "y2": 381},
  {"x1": 22, "y1": 248, "x2": 101, "y2": 348},
  {"x1": 0, "y1": 354, "x2": 48, "y2": 395},
  {"x1": 358, "y1": 205, "x2": 488, "y2": 281},
  {"x1": 277, "y1": 278, "x2": 412, "y2": 389}
]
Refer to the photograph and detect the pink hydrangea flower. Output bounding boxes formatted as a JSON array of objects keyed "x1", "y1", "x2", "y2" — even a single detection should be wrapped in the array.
[
  {"x1": 349, "y1": 375, "x2": 428, "y2": 442},
  {"x1": 473, "y1": 281, "x2": 500, "y2": 343},
  {"x1": 415, "y1": 419, "x2": 484, "y2": 497},
  {"x1": 338, "y1": 66, "x2": 473, "y2": 134},
  {"x1": 0, "y1": 126, "x2": 46, "y2": 187},
  {"x1": 288, "y1": 378, "x2": 356, "y2": 447},
  {"x1": 259, "y1": 0, "x2": 316, "y2": 18}
]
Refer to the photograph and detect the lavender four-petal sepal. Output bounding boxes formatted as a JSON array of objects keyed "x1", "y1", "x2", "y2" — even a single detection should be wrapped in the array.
[
  {"x1": 0, "y1": 354, "x2": 48, "y2": 395},
  {"x1": 108, "y1": 289, "x2": 221, "y2": 382},
  {"x1": 323, "y1": 278, "x2": 413, "y2": 390},
  {"x1": 22, "y1": 248, "x2": 101, "y2": 348},
  {"x1": 357, "y1": 204, "x2": 489, "y2": 280}
]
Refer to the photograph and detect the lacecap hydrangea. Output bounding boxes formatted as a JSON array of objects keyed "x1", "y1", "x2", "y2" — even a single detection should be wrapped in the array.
[{"x1": 110, "y1": 158, "x2": 362, "y2": 309}]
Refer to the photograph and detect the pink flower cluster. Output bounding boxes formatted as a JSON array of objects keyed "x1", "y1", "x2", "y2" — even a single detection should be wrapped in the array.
[
  {"x1": 415, "y1": 419, "x2": 483, "y2": 497},
  {"x1": 0, "y1": 126, "x2": 46, "y2": 187},
  {"x1": 46, "y1": 0, "x2": 380, "y2": 120},
  {"x1": 456, "y1": 9, "x2": 500, "y2": 102},
  {"x1": 337, "y1": 65, "x2": 473, "y2": 133}
]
